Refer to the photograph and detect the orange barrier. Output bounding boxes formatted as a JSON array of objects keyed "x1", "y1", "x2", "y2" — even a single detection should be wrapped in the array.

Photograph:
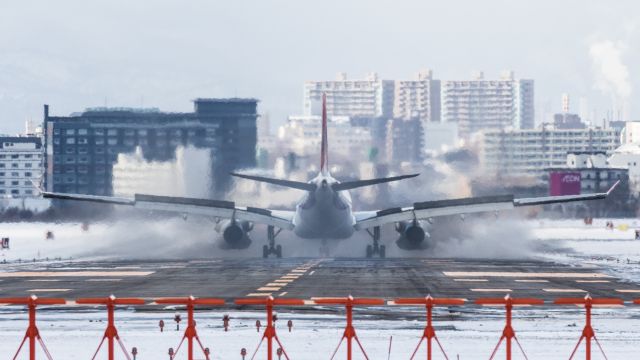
[
  {"x1": 76, "y1": 296, "x2": 145, "y2": 360},
  {"x1": 395, "y1": 295, "x2": 466, "y2": 360},
  {"x1": 555, "y1": 295, "x2": 623, "y2": 360},
  {"x1": 155, "y1": 296, "x2": 225, "y2": 360},
  {"x1": 0, "y1": 295, "x2": 66, "y2": 360},
  {"x1": 235, "y1": 296, "x2": 305, "y2": 360},
  {"x1": 475, "y1": 295, "x2": 544, "y2": 360},
  {"x1": 2, "y1": 294, "x2": 639, "y2": 359},
  {"x1": 313, "y1": 296, "x2": 385, "y2": 360}
]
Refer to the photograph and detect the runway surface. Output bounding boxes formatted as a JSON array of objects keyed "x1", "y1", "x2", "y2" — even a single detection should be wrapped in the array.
[{"x1": 1, "y1": 257, "x2": 638, "y2": 301}]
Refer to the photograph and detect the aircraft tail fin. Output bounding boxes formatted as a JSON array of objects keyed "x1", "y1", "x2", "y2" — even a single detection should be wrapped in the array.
[
  {"x1": 332, "y1": 173, "x2": 419, "y2": 191},
  {"x1": 230, "y1": 172, "x2": 315, "y2": 191},
  {"x1": 320, "y1": 93, "x2": 329, "y2": 175}
]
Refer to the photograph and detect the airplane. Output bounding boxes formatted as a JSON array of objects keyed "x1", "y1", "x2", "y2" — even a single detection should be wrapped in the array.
[{"x1": 43, "y1": 94, "x2": 619, "y2": 258}]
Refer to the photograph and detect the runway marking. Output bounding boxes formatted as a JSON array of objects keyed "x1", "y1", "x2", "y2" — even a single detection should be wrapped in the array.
[
  {"x1": 454, "y1": 279, "x2": 488, "y2": 282},
  {"x1": 279, "y1": 292, "x2": 288, "y2": 296},
  {"x1": 258, "y1": 287, "x2": 281, "y2": 292},
  {"x1": 247, "y1": 293, "x2": 272, "y2": 297},
  {"x1": 86, "y1": 279, "x2": 122, "y2": 282},
  {"x1": 445, "y1": 271, "x2": 610, "y2": 278},
  {"x1": 0, "y1": 271, "x2": 154, "y2": 278},
  {"x1": 576, "y1": 280, "x2": 610, "y2": 283},
  {"x1": 615, "y1": 289, "x2": 640, "y2": 293},
  {"x1": 470, "y1": 288, "x2": 512, "y2": 292},
  {"x1": 27, "y1": 289, "x2": 71, "y2": 292},
  {"x1": 542, "y1": 289, "x2": 586, "y2": 293},
  {"x1": 245, "y1": 260, "x2": 321, "y2": 298},
  {"x1": 26, "y1": 279, "x2": 61, "y2": 282},
  {"x1": 114, "y1": 266, "x2": 141, "y2": 269},
  {"x1": 515, "y1": 279, "x2": 549, "y2": 283},
  {"x1": 309, "y1": 271, "x2": 315, "y2": 275}
]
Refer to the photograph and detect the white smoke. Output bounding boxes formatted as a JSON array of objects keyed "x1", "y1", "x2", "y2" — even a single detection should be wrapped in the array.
[{"x1": 589, "y1": 40, "x2": 632, "y2": 114}]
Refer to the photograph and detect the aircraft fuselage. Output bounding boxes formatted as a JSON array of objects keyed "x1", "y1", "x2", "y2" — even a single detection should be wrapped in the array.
[{"x1": 292, "y1": 173, "x2": 355, "y2": 239}]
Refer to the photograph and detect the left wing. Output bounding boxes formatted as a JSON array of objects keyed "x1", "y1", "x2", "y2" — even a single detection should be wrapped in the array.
[
  {"x1": 42, "y1": 192, "x2": 295, "y2": 230},
  {"x1": 354, "y1": 181, "x2": 619, "y2": 230}
]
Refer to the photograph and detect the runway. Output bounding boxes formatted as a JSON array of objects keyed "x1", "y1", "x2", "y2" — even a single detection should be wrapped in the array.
[{"x1": 1, "y1": 257, "x2": 638, "y2": 301}]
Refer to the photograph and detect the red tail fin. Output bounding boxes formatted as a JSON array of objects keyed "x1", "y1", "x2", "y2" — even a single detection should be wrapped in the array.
[{"x1": 320, "y1": 93, "x2": 329, "y2": 175}]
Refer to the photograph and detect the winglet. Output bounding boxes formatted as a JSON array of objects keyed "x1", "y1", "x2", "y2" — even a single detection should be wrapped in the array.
[{"x1": 606, "y1": 180, "x2": 620, "y2": 196}]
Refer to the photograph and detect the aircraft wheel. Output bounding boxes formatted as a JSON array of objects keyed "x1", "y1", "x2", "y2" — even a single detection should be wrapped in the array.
[
  {"x1": 366, "y1": 245, "x2": 373, "y2": 258},
  {"x1": 379, "y1": 245, "x2": 386, "y2": 259},
  {"x1": 275, "y1": 244, "x2": 282, "y2": 258},
  {"x1": 263, "y1": 245, "x2": 269, "y2": 258}
]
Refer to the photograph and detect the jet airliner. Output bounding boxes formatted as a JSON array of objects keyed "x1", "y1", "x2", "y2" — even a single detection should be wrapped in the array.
[{"x1": 44, "y1": 95, "x2": 618, "y2": 258}]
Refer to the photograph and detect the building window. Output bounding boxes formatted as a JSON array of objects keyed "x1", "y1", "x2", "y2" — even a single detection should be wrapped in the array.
[
  {"x1": 0, "y1": 164, "x2": 4, "y2": 168},
  {"x1": 11, "y1": 189, "x2": 19, "y2": 195},
  {"x1": 94, "y1": 129, "x2": 105, "y2": 136},
  {"x1": 0, "y1": 172, "x2": 5, "y2": 177},
  {"x1": 24, "y1": 154, "x2": 32, "y2": 159},
  {"x1": 0, "y1": 190, "x2": 5, "y2": 194},
  {"x1": 107, "y1": 129, "x2": 118, "y2": 136},
  {"x1": 78, "y1": 129, "x2": 88, "y2": 135},
  {"x1": 25, "y1": 190, "x2": 33, "y2": 195},
  {"x1": 24, "y1": 181, "x2": 30, "y2": 186},
  {"x1": 66, "y1": 138, "x2": 76, "y2": 145},
  {"x1": 11, "y1": 181, "x2": 18, "y2": 186},
  {"x1": 107, "y1": 138, "x2": 118, "y2": 145},
  {"x1": 95, "y1": 138, "x2": 105, "y2": 145},
  {"x1": 11, "y1": 154, "x2": 18, "y2": 159},
  {"x1": 25, "y1": 172, "x2": 32, "y2": 177},
  {"x1": 0, "y1": 181, "x2": 4, "y2": 185},
  {"x1": 25, "y1": 163, "x2": 32, "y2": 168},
  {"x1": 11, "y1": 172, "x2": 18, "y2": 177},
  {"x1": 65, "y1": 129, "x2": 76, "y2": 135},
  {"x1": 0, "y1": 155, "x2": 4, "y2": 159},
  {"x1": 11, "y1": 163, "x2": 18, "y2": 168}
]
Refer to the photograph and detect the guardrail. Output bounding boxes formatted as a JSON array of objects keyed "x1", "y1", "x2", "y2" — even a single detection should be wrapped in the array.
[{"x1": 0, "y1": 294, "x2": 632, "y2": 360}]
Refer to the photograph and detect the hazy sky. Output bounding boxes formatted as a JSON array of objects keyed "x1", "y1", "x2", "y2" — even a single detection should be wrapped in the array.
[{"x1": 0, "y1": 0, "x2": 638, "y2": 134}]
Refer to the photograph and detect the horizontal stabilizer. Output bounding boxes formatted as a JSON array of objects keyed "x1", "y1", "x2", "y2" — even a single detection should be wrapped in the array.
[
  {"x1": 230, "y1": 172, "x2": 316, "y2": 191},
  {"x1": 332, "y1": 173, "x2": 419, "y2": 191}
]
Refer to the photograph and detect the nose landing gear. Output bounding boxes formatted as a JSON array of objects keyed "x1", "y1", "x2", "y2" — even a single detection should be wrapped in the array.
[
  {"x1": 263, "y1": 226, "x2": 283, "y2": 258},
  {"x1": 365, "y1": 226, "x2": 385, "y2": 258}
]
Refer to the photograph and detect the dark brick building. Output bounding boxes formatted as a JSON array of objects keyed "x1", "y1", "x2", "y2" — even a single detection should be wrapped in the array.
[{"x1": 43, "y1": 98, "x2": 258, "y2": 197}]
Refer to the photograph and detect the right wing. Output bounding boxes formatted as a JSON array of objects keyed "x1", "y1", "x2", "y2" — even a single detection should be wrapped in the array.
[
  {"x1": 354, "y1": 181, "x2": 619, "y2": 230},
  {"x1": 42, "y1": 192, "x2": 294, "y2": 230}
]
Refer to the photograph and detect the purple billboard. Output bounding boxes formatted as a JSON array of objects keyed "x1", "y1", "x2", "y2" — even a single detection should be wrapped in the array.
[{"x1": 549, "y1": 172, "x2": 581, "y2": 196}]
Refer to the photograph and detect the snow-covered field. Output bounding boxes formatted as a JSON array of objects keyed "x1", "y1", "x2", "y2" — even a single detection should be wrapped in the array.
[{"x1": 2, "y1": 219, "x2": 640, "y2": 359}]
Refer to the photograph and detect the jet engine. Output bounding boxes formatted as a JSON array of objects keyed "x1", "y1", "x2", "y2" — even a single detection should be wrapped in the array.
[
  {"x1": 395, "y1": 220, "x2": 431, "y2": 250},
  {"x1": 219, "y1": 220, "x2": 253, "y2": 249}
]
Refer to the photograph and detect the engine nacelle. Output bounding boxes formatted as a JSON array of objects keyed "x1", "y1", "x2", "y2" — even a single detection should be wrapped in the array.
[
  {"x1": 395, "y1": 221, "x2": 431, "y2": 250},
  {"x1": 220, "y1": 220, "x2": 253, "y2": 249}
]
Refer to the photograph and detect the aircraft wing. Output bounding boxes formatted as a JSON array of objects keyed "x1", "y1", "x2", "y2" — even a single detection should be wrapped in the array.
[
  {"x1": 42, "y1": 192, "x2": 295, "y2": 230},
  {"x1": 354, "y1": 181, "x2": 619, "y2": 230}
]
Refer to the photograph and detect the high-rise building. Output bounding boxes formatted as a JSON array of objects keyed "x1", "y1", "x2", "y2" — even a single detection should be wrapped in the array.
[
  {"x1": 442, "y1": 71, "x2": 534, "y2": 138},
  {"x1": 0, "y1": 137, "x2": 43, "y2": 198},
  {"x1": 303, "y1": 71, "x2": 441, "y2": 124},
  {"x1": 303, "y1": 72, "x2": 394, "y2": 118},
  {"x1": 392, "y1": 69, "x2": 441, "y2": 123},
  {"x1": 43, "y1": 98, "x2": 258, "y2": 196}
]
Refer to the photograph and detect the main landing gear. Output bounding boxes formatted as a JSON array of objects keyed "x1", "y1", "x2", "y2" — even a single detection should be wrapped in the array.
[
  {"x1": 263, "y1": 225, "x2": 283, "y2": 258},
  {"x1": 365, "y1": 226, "x2": 385, "y2": 258}
]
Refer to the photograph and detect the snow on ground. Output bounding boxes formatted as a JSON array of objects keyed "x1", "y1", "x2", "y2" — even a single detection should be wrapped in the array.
[{"x1": 3, "y1": 219, "x2": 640, "y2": 358}]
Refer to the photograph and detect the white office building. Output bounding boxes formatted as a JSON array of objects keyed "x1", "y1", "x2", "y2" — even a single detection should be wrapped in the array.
[
  {"x1": 442, "y1": 71, "x2": 534, "y2": 139},
  {"x1": 481, "y1": 125, "x2": 620, "y2": 178},
  {"x1": 0, "y1": 137, "x2": 43, "y2": 198}
]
